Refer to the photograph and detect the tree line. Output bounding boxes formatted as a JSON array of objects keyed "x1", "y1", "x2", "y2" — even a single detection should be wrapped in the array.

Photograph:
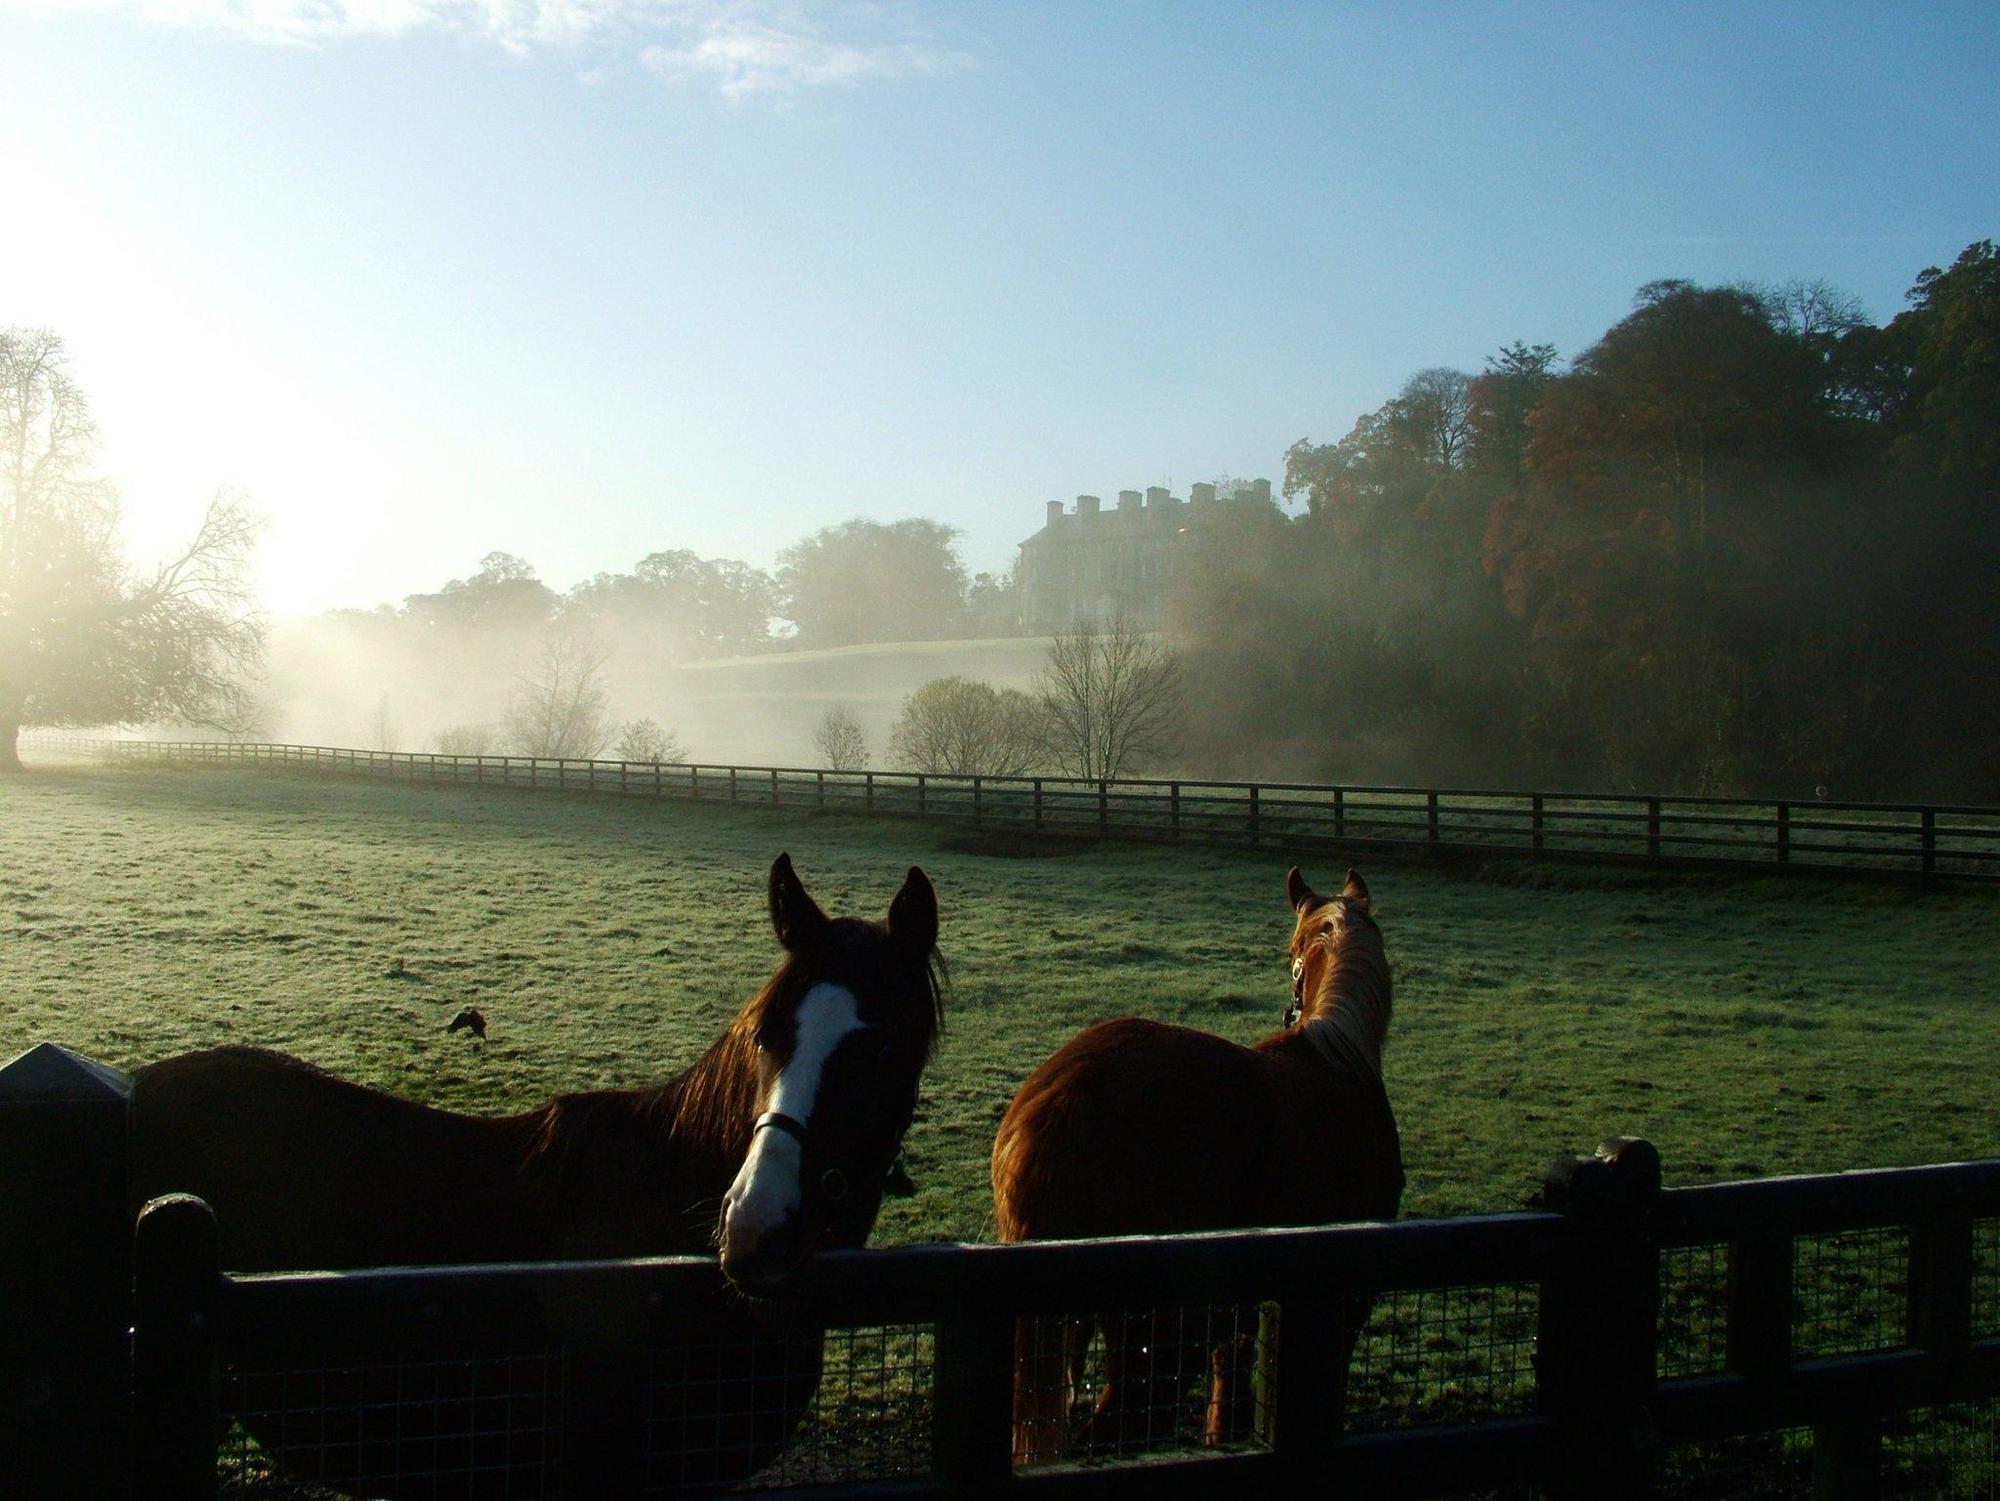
[
  {"x1": 7, "y1": 240, "x2": 1995, "y2": 797},
  {"x1": 1169, "y1": 244, "x2": 2000, "y2": 802}
]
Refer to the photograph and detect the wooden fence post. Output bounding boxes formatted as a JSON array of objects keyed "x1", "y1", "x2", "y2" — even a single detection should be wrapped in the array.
[
  {"x1": 917, "y1": 774, "x2": 928, "y2": 816},
  {"x1": 0, "y1": 1045, "x2": 135, "y2": 1500},
  {"x1": 1907, "y1": 1214, "x2": 1974, "y2": 1361},
  {"x1": 816, "y1": 770, "x2": 825, "y2": 810},
  {"x1": 1170, "y1": 781, "x2": 1181, "y2": 839},
  {"x1": 1921, "y1": 809, "x2": 1936, "y2": 877},
  {"x1": 770, "y1": 768, "x2": 780, "y2": 805},
  {"x1": 1247, "y1": 785, "x2": 1260, "y2": 844},
  {"x1": 1033, "y1": 779, "x2": 1043, "y2": 830},
  {"x1": 1099, "y1": 780, "x2": 1110, "y2": 835},
  {"x1": 932, "y1": 1310, "x2": 1014, "y2": 1489},
  {"x1": 972, "y1": 776, "x2": 983, "y2": 826},
  {"x1": 1776, "y1": 803, "x2": 1791, "y2": 865},
  {"x1": 1333, "y1": 786, "x2": 1344, "y2": 840},
  {"x1": 1274, "y1": 1289, "x2": 1348, "y2": 1483},
  {"x1": 1537, "y1": 1136, "x2": 1661, "y2": 1501},
  {"x1": 1532, "y1": 793, "x2": 1545, "y2": 852},
  {"x1": 1726, "y1": 1230, "x2": 1793, "y2": 1407},
  {"x1": 1427, "y1": 791, "x2": 1440, "y2": 846},
  {"x1": 132, "y1": 1195, "x2": 221, "y2": 1501},
  {"x1": 1647, "y1": 799, "x2": 1662, "y2": 859},
  {"x1": 865, "y1": 772, "x2": 874, "y2": 813}
]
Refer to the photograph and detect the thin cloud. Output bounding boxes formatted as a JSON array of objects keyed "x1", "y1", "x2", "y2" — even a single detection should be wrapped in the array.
[
  {"x1": 639, "y1": 4, "x2": 970, "y2": 101},
  {"x1": 12, "y1": 0, "x2": 974, "y2": 93}
]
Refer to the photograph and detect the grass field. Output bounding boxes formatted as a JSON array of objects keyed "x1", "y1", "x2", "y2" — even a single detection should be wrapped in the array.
[{"x1": 6, "y1": 759, "x2": 1999, "y2": 1244}]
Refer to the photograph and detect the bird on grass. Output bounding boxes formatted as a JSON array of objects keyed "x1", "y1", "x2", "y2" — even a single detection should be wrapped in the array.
[{"x1": 446, "y1": 1008, "x2": 487, "y2": 1040}]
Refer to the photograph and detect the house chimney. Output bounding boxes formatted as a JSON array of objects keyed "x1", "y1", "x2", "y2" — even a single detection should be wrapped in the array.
[
  {"x1": 1191, "y1": 482, "x2": 1216, "y2": 507},
  {"x1": 1077, "y1": 494, "x2": 1101, "y2": 519},
  {"x1": 1046, "y1": 499, "x2": 1064, "y2": 525},
  {"x1": 1249, "y1": 478, "x2": 1272, "y2": 504},
  {"x1": 1145, "y1": 486, "x2": 1170, "y2": 508},
  {"x1": 1117, "y1": 489, "x2": 1141, "y2": 515}
]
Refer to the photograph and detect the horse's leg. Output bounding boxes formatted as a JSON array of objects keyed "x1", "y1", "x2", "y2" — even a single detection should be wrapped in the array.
[
  {"x1": 1203, "y1": 1304, "x2": 1258, "y2": 1447},
  {"x1": 1084, "y1": 1310, "x2": 1187, "y2": 1454},
  {"x1": 1011, "y1": 1315, "x2": 1076, "y2": 1464}
]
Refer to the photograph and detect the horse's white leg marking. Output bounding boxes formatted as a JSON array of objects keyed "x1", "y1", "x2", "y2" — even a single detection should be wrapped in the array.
[{"x1": 722, "y1": 984, "x2": 862, "y2": 1264}]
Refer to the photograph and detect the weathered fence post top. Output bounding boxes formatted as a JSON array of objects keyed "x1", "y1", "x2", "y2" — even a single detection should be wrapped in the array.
[
  {"x1": 0, "y1": 1042, "x2": 133, "y2": 1102},
  {"x1": 1537, "y1": 1135, "x2": 1662, "y2": 1500},
  {"x1": 1541, "y1": 1135, "x2": 1663, "y2": 1218},
  {"x1": 0, "y1": 1042, "x2": 134, "y2": 1500}
]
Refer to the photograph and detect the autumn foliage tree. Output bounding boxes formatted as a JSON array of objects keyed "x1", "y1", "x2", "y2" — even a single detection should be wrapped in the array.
[{"x1": 1176, "y1": 245, "x2": 2000, "y2": 800}]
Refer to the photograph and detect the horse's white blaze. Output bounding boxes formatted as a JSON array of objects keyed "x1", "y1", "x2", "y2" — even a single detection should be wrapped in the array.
[{"x1": 721, "y1": 984, "x2": 863, "y2": 1263}]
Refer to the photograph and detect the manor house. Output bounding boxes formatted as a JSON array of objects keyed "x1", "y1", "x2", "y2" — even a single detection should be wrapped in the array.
[{"x1": 1016, "y1": 478, "x2": 1274, "y2": 630}]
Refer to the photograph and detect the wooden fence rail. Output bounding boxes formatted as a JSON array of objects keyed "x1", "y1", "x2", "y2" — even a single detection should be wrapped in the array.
[
  {"x1": 5, "y1": 1041, "x2": 1998, "y2": 1498},
  {"x1": 30, "y1": 736, "x2": 2000, "y2": 882},
  {"x1": 118, "y1": 1141, "x2": 2000, "y2": 1500}
]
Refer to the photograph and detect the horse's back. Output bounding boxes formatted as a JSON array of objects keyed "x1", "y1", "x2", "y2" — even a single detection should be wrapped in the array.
[
  {"x1": 992, "y1": 1018, "x2": 1274, "y2": 1242},
  {"x1": 133, "y1": 1046, "x2": 528, "y2": 1270}
]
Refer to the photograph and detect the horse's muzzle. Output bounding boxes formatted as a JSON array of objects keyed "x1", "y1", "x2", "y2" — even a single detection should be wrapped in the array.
[{"x1": 721, "y1": 1218, "x2": 808, "y2": 1295}]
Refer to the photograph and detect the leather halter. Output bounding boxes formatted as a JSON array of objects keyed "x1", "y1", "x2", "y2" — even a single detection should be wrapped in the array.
[
  {"x1": 1283, "y1": 954, "x2": 1307, "y2": 1029},
  {"x1": 753, "y1": 1110, "x2": 809, "y2": 1146}
]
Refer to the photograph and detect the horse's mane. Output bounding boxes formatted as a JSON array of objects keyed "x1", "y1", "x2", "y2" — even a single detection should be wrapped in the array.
[
  {"x1": 1301, "y1": 900, "x2": 1392, "y2": 1065},
  {"x1": 519, "y1": 921, "x2": 946, "y2": 1206}
]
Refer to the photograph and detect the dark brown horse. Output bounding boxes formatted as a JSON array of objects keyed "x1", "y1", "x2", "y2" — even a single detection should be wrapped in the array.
[
  {"x1": 132, "y1": 852, "x2": 943, "y2": 1496},
  {"x1": 991, "y1": 866, "x2": 1402, "y2": 1463}
]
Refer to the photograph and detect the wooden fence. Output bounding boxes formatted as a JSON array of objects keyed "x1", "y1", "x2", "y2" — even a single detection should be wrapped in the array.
[
  {"x1": 4, "y1": 1043, "x2": 1998, "y2": 1499},
  {"x1": 31, "y1": 737, "x2": 2000, "y2": 882}
]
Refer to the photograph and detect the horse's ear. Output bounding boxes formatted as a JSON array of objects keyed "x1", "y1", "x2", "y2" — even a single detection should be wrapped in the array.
[
  {"x1": 1286, "y1": 866, "x2": 1319, "y2": 914},
  {"x1": 887, "y1": 866, "x2": 938, "y2": 959},
  {"x1": 769, "y1": 853, "x2": 829, "y2": 952},
  {"x1": 1341, "y1": 868, "x2": 1371, "y2": 907}
]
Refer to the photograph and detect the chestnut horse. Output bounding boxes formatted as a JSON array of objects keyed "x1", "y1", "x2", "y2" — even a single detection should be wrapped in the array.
[
  {"x1": 131, "y1": 852, "x2": 943, "y2": 1497},
  {"x1": 991, "y1": 866, "x2": 1401, "y2": 1463}
]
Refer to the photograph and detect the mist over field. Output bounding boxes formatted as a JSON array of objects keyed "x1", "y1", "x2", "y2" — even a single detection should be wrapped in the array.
[{"x1": 259, "y1": 614, "x2": 1051, "y2": 768}]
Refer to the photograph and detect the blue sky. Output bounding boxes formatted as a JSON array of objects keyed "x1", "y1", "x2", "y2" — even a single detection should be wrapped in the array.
[{"x1": 3, "y1": 1, "x2": 1995, "y2": 614}]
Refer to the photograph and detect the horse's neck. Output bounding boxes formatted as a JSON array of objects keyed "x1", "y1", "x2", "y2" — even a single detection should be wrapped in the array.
[
  {"x1": 655, "y1": 1030, "x2": 761, "y2": 1186},
  {"x1": 1303, "y1": 959, "x2": 1388, "y2": 1074}
]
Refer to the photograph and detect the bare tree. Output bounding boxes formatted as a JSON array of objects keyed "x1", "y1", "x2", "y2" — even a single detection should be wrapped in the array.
[
  {"x1": 1391, "y1": 366, "x2": 1474, "y2": 471},
  {"x1": 367, "y1": 691, "x2": 399, "y2": 752},
  {"x1": 2, "y1": 325, "x2": 266, "y2": 770},
  {"x1": 434, "y1": 723, "x2": 498, "y2": 756},
  {"x1": 1037, "y1": 615, "x2": 1182, "y2": 779},
  {"x1": 613, "y1": 718, "x2": 687, "y2": 764},
  {"x1": 810, "y1": 703, "x2": 869, "y2": 769},
  {"x1": 888, "y1": 677, "x2": 1046, "y2": 776},
  {"x1": 503, "y1": 627, "x2": 613, "y2": 758}
]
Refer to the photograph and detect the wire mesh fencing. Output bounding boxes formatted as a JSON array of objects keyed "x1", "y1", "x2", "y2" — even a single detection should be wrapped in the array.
[
  {"x1": 1793, "y1": 1226, "x2": 1910, "y2": 1358},
  {"x1": 1009, "y1": 1302, "x2": 1276, "y2": 1467},
  {"x1": 1884, "y1": 1402, "x2": 2000, "y2": 1500},
  {"x1": 1657, "y1": 1242, "x2": 1732, "y2": 1381},
  {"x1": 1657, "y1": 1425, "x2": 1814, "y2": 1500},
  {"x1": 1345, "y1": 1282, "x2": 1539, "y2": 1432},
  {"x1": 1974, "y1": 1218, "x2": 2000, "y2": 1340},
  {"x1": 218, "y1": 1353, "x2": 566, "y2": 1500},
  {"x1": 645, "y1": 1322, "x2": 931, "y2": 1494}
]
